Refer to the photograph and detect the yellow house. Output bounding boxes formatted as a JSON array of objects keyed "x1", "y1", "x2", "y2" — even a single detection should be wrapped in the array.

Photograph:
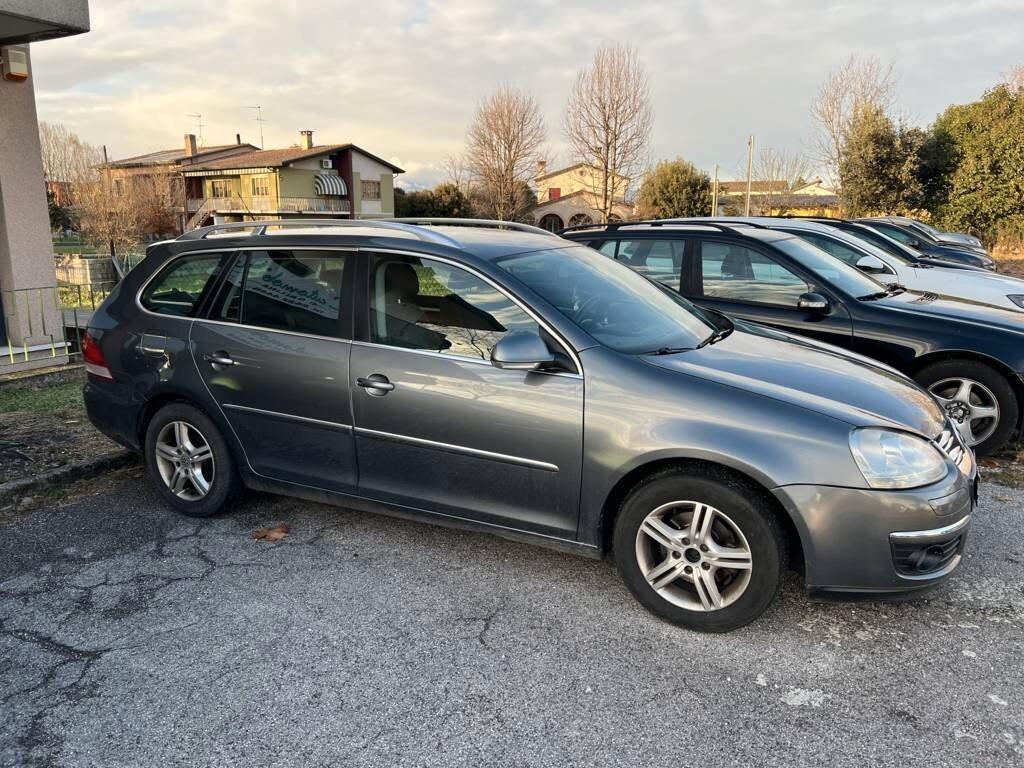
[
  {"x1": 532, "y1": 161, "x2": 633, "y2": 231},
  {"x1": 181, "y1": 131, "x2": 404, "y2": 229}
]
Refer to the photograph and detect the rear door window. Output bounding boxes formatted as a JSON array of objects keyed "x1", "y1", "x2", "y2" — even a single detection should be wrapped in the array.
[
  {"x1": 210, "y1": 250, "x2": 349, "y2": 338},
  {"x1": 141, "y1": 252, "x2": 230, "y2": 317}
]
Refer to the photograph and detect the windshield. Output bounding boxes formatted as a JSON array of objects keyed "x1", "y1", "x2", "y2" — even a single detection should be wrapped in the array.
[
  {"x1": 494, "y1": 246, "x2": 715, "y2": 354},
  {"x1": 910, "y1": 220, "x2": 942, "y2": 238},
  {"x1": 770, "y1": 236, "x2": 887, "y2": 297},
  {"x1": 802, "y1": 226, "x2": 915, "y2": 267},
  {"x1": 844, "y1": 224, "x2": 923, "y2": 260}
]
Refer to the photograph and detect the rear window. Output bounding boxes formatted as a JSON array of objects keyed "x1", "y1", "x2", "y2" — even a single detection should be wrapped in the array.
[{"x1": 141, "y1": 253, "x2": 229, "y2": 317}]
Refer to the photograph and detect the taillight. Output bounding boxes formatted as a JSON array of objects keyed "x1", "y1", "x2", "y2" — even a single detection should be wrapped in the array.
[{"x1": 82, "y1": 332, "x2": 113, "y2": 380}]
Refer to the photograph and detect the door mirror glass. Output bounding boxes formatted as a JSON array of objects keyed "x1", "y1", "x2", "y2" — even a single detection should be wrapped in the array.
[
  {"x1": 797, "y1": 292, "x2": 830, "y2": 313},
  {"x1": 855, "y1": 255, "x2": 887, "y2": 274},
  {"x1": 490, "y1": 331, "x2": 555, "y2": 371}
]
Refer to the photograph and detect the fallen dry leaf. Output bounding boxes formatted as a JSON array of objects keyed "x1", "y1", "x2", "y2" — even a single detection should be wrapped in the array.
[{"x1": 252, "y1": 523, "x2": 289, "y2": 542}]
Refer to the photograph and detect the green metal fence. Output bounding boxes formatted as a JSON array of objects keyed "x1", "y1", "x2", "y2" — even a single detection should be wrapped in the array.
[{"x1": 0, "y1": 282, "x2": 113, "y2": 368}]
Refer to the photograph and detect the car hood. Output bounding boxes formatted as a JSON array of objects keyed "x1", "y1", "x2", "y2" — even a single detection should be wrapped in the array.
[
  {"x1": 873, "y1": 289, "x2": 1024, "y2": 332},
  {"x1": 642, "y1": 323, "x2": 945, "y2": 437},
  {"x1": 896, "y1": 267, "x2": 1024, "y2": 307}
]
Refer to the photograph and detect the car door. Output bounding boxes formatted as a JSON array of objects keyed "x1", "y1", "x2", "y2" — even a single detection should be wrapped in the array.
[
  {"x1": 685, "y1": 238, "x2": 854, "y2": 349},
  {"x1": 349, "y1": 250, "x2": 584, "y2": 538},
  {"x1": 190, "y1": 247, "x2": 358, "y2": 494}
]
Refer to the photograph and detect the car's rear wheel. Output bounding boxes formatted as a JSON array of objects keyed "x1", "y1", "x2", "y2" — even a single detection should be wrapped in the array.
[
  {"x1": 144, "y1": 403, "x2": 241, "y2": 517},
  {"x1": 914, "y1": 359, "x2": 1018, "y2": 458},
  {"x1": 613, "y1": 468, "x2": 787, "y2": 633}
]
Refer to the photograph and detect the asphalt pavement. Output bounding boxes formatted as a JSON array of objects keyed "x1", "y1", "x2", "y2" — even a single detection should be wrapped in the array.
[{"x1": 1, "y1": 466, "x2": 1022, "y2": 767}]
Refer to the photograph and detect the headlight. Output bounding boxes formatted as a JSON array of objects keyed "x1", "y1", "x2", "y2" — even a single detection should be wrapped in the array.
[
  {"x1": 1008, "y1": 295, "x2": 1024, "y2": 310},
  {"x1": 849, "y1": 428, "x2": 948, "y2": 489}
]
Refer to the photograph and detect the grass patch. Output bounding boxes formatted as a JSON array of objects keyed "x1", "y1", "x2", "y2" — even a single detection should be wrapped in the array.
[{"x1": 0, "y1": 380, "x2": 85, "y2": 418}]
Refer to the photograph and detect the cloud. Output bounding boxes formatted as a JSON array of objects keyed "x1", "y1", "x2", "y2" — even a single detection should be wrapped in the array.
[{"x1": 29, "y1": 0, "x2": 1024, "y2": 186}]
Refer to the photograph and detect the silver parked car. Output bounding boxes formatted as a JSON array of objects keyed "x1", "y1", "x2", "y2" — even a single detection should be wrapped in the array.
[{"x1": 83, "y1": 219, "x2": 977, "y2": 632}]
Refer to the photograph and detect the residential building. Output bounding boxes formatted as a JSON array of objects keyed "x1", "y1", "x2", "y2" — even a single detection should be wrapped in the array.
[
  {"x1": 716, "y1": 177, "x2": 839, "y2": 217},
  {"x1": 531, "y1": 161, "x2": 633, "y2": 231},
  {"x1": 0, "y1": 0, "x2": 90, "y2": 371},
  {"x1": 100, "y1": 134, "x2": 259, "y2": 233},
  {"x1": 181, "y1": 131, "x2": 404, "y2": 228}
]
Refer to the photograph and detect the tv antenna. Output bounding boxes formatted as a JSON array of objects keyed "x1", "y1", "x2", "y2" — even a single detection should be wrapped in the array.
[
  {"x1": 186, "y1": 113, "x2": 205, "y2": 147},
  {"x1": 246, "y1": 105, "x2": 266, "y2": 148}
]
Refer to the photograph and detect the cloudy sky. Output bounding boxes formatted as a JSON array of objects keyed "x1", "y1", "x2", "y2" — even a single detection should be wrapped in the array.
[{"x1": 30, "y1": 0, "x2": 1024, "y2": 187}]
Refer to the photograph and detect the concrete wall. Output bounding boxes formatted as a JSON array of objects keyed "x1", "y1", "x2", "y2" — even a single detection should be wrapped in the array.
[{"x1": 0, "y1": 45, "x2": 64, "y2": 358}]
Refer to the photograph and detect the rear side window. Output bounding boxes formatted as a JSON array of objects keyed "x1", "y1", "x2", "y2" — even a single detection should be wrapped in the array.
[
  {"x1": 211, "y1": 250, "x2": 348, "y2": 338},
  {"x1": 141, "y1": 253, "x2": 229, "y2": 317}
]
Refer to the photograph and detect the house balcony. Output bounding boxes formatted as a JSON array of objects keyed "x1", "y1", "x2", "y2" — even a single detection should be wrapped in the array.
[{"x1": 188, "y1": 197, "x2": 352, "y2": 216}]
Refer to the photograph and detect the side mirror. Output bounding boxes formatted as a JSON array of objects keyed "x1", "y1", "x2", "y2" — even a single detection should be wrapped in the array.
[
  {"x1": 855, "y1": 254, "x2": 887, "y2": 273},
  {"x1": 490, "y1": 331, "x2": 555, "y2": 371},
  {"x1": 797, "y1": 292, "x2": 830, "y2": 314}
]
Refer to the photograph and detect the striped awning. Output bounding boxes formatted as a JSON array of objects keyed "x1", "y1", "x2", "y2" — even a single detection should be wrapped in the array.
[{"x1": 315, "y1": 173, "x2": 347, "y2": 196}]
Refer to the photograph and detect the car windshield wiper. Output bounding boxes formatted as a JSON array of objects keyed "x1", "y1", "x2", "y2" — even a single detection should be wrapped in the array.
[
  {"x1": 642, "y1": 346, "x2": 695, "y2": 356},
  {"x1": 696, "y1": 325, "x2": 734, "y2": 349},
  {"x1": 859, "y1": 283, "x2": 907, "y2": 301}
]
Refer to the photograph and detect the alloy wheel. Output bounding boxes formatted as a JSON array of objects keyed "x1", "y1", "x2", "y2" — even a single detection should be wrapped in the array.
[
  {"x1": 154, "y1": 420, "x2": 216, "y2": 501},
  {"x1": 634, "y1": 501, "x2": 753, "y2": 612},
  {"x1": 927, "y1": 377, "x2": 999, "y2": 447}
]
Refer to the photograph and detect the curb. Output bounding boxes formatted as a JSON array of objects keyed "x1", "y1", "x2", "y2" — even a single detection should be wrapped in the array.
[{"x1": 0, "y1": 450, "x2": 139, "y2": 505}]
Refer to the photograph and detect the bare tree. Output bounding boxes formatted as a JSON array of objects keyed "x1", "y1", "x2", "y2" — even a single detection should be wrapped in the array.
[
  {"x1": 752, "y1": 147, "x2": 813, "y2": 214},
  {"x1": 811, "y1": 55, "x2": 897, "y2": 186},
  {"x1": 563, "y1": 43, "x2": 653, "y2": 222},
  {"x1": 464, "y1": 85, "x2": 546, "y2": 221},
  {"x1": 38, "y1": 121, "x2": 102, "y2": 206},
  {"x1": 1005, "y1": 63, "x2": 1024, "y2": 94},
  {"x1": 442, "y1": 153, "x2": 472, "y2": 197}
]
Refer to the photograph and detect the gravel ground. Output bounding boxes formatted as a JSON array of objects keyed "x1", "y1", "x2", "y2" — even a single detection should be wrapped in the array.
[{"x1": 1, "y1": 467, "x2": 1022, "y2": 768}]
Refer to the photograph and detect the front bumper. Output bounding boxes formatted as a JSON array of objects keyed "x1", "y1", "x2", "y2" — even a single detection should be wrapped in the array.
[{"x1": 774, "y1": 467, "x2": 977, "y2": 596}]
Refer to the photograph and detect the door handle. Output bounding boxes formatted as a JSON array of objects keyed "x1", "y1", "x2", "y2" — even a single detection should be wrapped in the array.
[
  {"x1": 203, "y1": 351, "x2": 236, "y2": 368},
  {"x1": 356, "y1": 374, "x2": 395, "y2": 396}
]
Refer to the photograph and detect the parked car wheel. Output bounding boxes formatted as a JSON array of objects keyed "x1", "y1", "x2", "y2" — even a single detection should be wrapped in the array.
[
  {"x1": 914, "y1": 360, "x2": 1019, "y2": 458},
  {"x1": 613, "y1": 469, "x2": 787, "y2": 633},
  {"x1": 144, "y1": 403, "x2": 241, "y2": 517}
]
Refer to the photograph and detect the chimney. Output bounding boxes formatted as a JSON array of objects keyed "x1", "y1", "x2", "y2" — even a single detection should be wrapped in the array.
[
  {"x1": 184, "y1": 133, "x2": 198, "y2": 157},
  {"x1": 536, "y1": 159, "x2": 547, "y2": 178},
  {"x1": 236, "y1": 133, "x2": 242, "y2": 145},
  {"x1": 300, "y1": 130, "x2": 314, "y2": 150}
]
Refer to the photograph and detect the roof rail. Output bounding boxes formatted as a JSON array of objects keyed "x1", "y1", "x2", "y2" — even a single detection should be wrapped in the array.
[
  {"x1": 657, "y1": 218, "x2": 771, "y2": 230},
  {"x1": 559, "y1": 219, "x2": 767, "y2": 235},
  {"x1": 386, "y1": 217, "x2": 561, "y2": 238},
  {"x1": 781, "y1": 214, "x2": 850, "y2": 223},
  {"x1": 177, "y1": 218, "x2": 463, "y2": 247}
]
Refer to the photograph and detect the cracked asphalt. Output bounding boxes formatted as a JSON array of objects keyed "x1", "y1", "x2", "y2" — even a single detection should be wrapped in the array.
[{"x1": 1, "y1": 466, "x2": 1023, "y2": 767}]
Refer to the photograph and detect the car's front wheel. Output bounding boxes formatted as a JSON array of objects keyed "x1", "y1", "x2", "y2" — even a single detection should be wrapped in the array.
[
  {"x1": 613, "y1": 468, "x2": 787, "y2": 633},
  {"x1": 914, "y1": 359, "x2": 1018, "y2": 458},
  {"x1": 144, "y1": 402, "x2": 241, "y2": 517}
]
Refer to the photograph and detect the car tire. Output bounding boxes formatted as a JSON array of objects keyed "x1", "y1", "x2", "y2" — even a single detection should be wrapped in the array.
[
  {"x1": 144, "y1": 402, "x2": 242, "y2": 518},
  {"x1": 613, "y1": 467, "x2": 787, "y2": 633},
  {"x1": 914, "y1": 359, "x2": 1018, "y2": 458}
]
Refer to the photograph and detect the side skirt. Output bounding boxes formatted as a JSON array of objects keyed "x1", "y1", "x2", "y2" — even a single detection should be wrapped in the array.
[{"x1": 241, "y1": 473, "x2": 604, "y2": 561}]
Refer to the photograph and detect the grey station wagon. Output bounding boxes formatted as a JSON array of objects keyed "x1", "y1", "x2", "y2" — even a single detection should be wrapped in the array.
[{"x1": 83, "y1": 219, "x2": 977, "y2": 632}]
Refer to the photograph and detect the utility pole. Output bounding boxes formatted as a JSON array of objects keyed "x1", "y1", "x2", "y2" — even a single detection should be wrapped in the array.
[
  {"x1": 186, "y1": 113, "x2": 205, "y2": 147},
  {"x1": 744, "y1": 135, "x2": 755, "y2": 216},
  {"x1": 711, "y1": 164, "x2": 720, "y2": 216},
  {"x1": 246, "y1": 105, "x2": 265, "y2": 148}
]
